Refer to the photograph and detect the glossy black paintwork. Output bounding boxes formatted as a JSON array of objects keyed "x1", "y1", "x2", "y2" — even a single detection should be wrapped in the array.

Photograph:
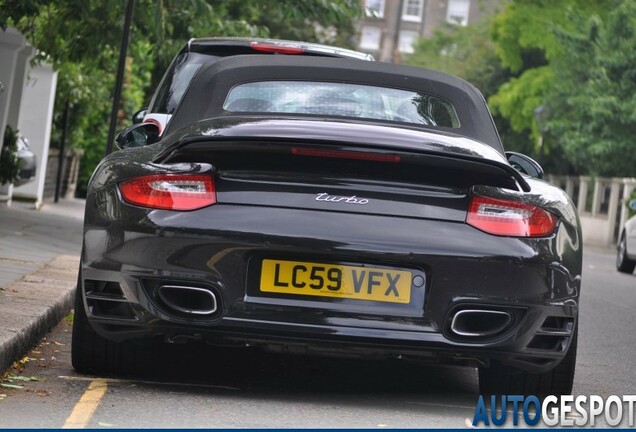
[
  {"x1": 115, "y1": 123, "x2": 160, "y2": 149},
  {"x1": 81, "y1": 193, "x2": 580, "y2": 370},
  {"x1": 92, "y1": 117, "x2": 529, "y2": 194},
  {"x1": 81, "y1": 116, "x2": 582, "y2": 374},
  {"x1": 159, "y1": 117, "x2": 508, "y2": 161},
  {"x1": 505, "y1": 151, "x2": 544, "y2": 179}
]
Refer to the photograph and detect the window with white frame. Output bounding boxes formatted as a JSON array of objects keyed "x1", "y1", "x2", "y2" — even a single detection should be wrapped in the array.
[
  {"x1": 402, "y1": 0, "x2": 424, "y2": 22},
  {"x1": 446, "y1": 0, "x2": 470, "y2": 26},
  {"x1": 365, "y1": 0, "x2": 385, "y2": 18},
  {"x1": 398, "y1": 30, "x2": 419, "y2": 54},
  {"x1": 360, "y1": 26, "x2": 382, "y2": 50}
]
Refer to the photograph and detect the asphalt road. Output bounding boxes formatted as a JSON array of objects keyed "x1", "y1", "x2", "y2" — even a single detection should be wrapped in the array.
[{"x1": 0, "y1": 248, "x2": 634, "y2": 428}]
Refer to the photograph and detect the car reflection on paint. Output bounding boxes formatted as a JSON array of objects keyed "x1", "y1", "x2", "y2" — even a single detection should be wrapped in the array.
[{"x1": 15, "y1": 135, "x2": 36, "y2": 186}]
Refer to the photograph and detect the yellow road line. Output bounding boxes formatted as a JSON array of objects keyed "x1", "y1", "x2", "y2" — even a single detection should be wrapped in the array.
[
  {"x1": 62, "y1": 379, "x2": 108, "y2": 429},
  {"x1": 58, "y1": 375, "x2": 240, "y2": 391}
]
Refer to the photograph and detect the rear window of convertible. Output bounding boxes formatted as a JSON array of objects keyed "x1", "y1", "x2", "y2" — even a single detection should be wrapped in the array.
[{"x1": 222, "y1": 81, "x2": 460, "y2": 128}]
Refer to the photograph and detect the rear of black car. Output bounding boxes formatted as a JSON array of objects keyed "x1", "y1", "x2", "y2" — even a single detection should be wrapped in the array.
[{"x1": 74, "y1": 56, "x2": 581, "y2": 396}]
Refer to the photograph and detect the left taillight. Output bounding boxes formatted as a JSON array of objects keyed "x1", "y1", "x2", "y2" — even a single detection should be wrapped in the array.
[
  {"x1": 466, "y1": 195, "x2": 557, "y2": 237},
  {"x1": 119, "y1": 174, "x2": 216, "y2": 211}
]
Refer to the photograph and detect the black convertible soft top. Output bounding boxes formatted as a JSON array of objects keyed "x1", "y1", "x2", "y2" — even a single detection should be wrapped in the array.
[{"x1": 166, "y1": 55, "x2": 504, "y2": 153}]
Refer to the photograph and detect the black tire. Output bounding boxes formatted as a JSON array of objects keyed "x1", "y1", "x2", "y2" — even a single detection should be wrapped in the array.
[
  {"x1": 478, "y1": 327, "x2": 577, "y2": 397},
  {"x1": 617, "y1": 233, "x2": 636, "y2": 274},
  {"x1": 71, "y1": 271, "x2": 157, "y2": 376}
]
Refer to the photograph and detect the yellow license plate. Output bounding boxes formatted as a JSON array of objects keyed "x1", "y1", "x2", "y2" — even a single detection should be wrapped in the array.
[{"x1": 260, "y1": 259, "x2": 412, "y2": 304}]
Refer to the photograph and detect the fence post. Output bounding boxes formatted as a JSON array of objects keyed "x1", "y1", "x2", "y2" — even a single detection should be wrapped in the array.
[
  {"x1": 606, "y1": 180, "x2": 621, "y2": 245},
  {"x1": 578, "y1": 176, "x2": 589, "y2": 214}
]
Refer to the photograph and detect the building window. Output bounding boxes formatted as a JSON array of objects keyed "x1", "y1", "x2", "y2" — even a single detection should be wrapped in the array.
[
  {"x1": 402, "y1": 0, "x2": 424, "y2": 22},
  {"x1": 360, "y1": 26, "x2": 382, "y2": 50},
  {"x1": 447, "y1": 0, "x2": 470, "y2": 26},
  {"x1": 398, "y1": 30, "x2": 419, "y2": 54},
  {"x1": 365, "y1": 0, "x2": 385, "y2": 18}
]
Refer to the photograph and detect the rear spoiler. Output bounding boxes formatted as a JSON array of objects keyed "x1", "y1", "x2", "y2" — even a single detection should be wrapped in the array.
[{"x1": 154, "y1": 136, "x2": 531, "y2": 192}]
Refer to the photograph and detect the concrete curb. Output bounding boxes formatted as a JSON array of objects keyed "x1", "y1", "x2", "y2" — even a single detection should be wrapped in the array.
[{"x1": 0, "y1": 254, "x2": 79, "y2": 373}]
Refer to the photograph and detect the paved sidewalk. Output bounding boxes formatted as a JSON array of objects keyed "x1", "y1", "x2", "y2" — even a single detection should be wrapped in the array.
[{"x1": 0, "y1": 199, "x2": 84, "y2": 373}]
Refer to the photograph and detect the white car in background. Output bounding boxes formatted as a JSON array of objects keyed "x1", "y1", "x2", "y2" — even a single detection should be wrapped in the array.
[{"x1": 617, "y1": 199, "x2": 636, "y2": 274}]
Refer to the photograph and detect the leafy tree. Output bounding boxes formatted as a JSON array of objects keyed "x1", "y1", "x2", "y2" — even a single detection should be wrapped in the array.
[
  {"x1": 413, "y1": 0, "x2": 632, "y2": 175},
  {"x1": 488, "y1": 0, "x2": 636, "y2": 176},
  {"x1": 546, "y1": 1, "x2": 636, "y2": 176},
  {"x1": 407, "y1": 20, "x2": 504, "y2": 98},
  {"x1": 487, "y1": 0, "x2": 607, "y2": 155}
]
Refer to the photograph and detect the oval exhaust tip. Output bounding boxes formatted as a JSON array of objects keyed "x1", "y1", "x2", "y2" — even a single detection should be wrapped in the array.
[
  {"x1": 450, "y1": 309, "x2": 512, "y2": 337},
  {"x1": 158, "y1": 285, "x2": 218, "y2": 316}
]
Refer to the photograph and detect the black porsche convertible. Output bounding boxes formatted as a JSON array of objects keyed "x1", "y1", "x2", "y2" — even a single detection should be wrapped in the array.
[{"x1": 73, "y1": 55, "x2": 582, "y2": 396}]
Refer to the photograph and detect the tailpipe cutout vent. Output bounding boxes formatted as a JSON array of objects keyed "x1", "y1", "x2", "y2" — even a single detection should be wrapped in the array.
[
  {"x1": 158, "y1": 285, "x2": 218, "y2": 316},
  {"x1": 450, "y1": 309, "x2": 512, "y2": 338}
]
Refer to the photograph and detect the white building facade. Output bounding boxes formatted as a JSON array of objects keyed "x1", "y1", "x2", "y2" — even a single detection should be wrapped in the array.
[
  {"x1": 0, "y1": 27, "x2": 57, "y2": 208},
  {"x1": 357, "y1": 0, "x2": 499, "y2": 62}
]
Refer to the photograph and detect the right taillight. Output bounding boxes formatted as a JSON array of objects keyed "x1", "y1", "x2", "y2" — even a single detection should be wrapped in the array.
[{"x1": 466, "y1": 195, "x2": 557, "y2": 237}]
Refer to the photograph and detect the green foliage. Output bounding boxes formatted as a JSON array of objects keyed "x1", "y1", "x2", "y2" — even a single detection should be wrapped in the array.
[
  {"x1": 0, "y1": 0, "x2": 45, "y2": 31},
  {"x1": 488, "y1": 1, "x2": 606, "y2": 141},
  {"x1": 406, "y1": 0, "x2": 636, "y2": 177},
  {"x1": 1, "y1": 0, "x2": 361, "y2": 197},
  {"x1": 490, "y1": 0, "x2": 606, "y2": 72},
  {"x1": 489, "y1": 66, "x2": 553, "y2": 139},
  {"x1": 243, "y1": 0, "x2": 362, "y2": 50},
  {"x1": 546, "y1": 0, "x2": 636, "y2": 176},
  {"x1": 0, "y1": 125, "x2": 20, "y2": 185},
  {"x1": 486, "y1": 0, "x2": 636, "y2": 175},
  {"x1": 407, "y1": 19, "x2": 506, "y2": 98}
]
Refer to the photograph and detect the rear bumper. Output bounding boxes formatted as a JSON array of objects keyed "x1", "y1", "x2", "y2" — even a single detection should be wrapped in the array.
[{"x1": 80, "y1": 196, "x2": 581, "y2": 373}]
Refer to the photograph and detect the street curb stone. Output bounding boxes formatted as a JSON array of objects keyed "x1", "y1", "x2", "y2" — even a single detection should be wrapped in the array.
[{"x1": 0, "y1": 254, "x2": 79, "y2": 373}]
